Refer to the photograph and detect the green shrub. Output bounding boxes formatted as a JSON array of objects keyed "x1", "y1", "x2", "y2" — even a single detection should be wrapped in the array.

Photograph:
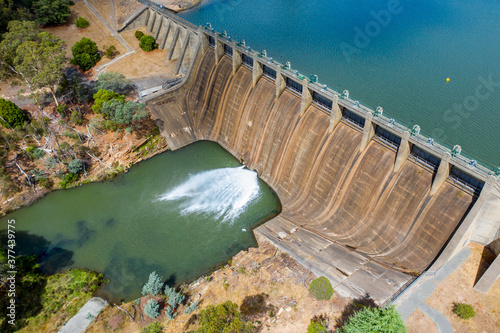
[
  {"x1": 453, "y1": 303, "x2": 475, "y2": 320},
  {"x1": 75, "y1": 16, "x2": 89, "y2": 28},
  {"x1": 70, "y1": 110, "x2": 83, "y2": 125},
  {"x1": 92, "y1": 89, "x2": 124, "y2": 114},
  {"x1": 95, "y1": 72, "x2": 133, "y2": 94},
  {"x1": 337, "y1": 305, "x2": 407, "y2": 333},
  {"x1": 197, "y1": 301, "x2": 253, "y2": 333},
  {"x1": 100, "y1": 99, "x2": 147, "y2": 127},
  {"x1": 0, "y1": 98, "x2": 28, "y2": 128},
  {"x1": 144, "y1": 299, "x2": 160, "y2": 319},
  {"x1": 135, "y1": 30, "x2": 144, "y2": 40},
  {"x1": 26, "y1": 146, "x2": 45, "y2": 160},
  {"x1": 141, "y1": 322, "x2": 163, "y2": 333},
  {"x1": 38, "y1": 177, "x2": 51, "y2": 189},
  {"x1": 308, "y1": 320, "x2": 327, "y2": 333},
  {"x1": 103, "y1": 45, "x2": 117, "y2": 59},
  {"x1": 308, "y1": 277, "x2": 333, "y2": 301},
  {"x1": 70, "y1": 37, "x2": 101, "y2": 71},
  {"x1": 142, "y1": 271, "x2": 163, "y2": 296},
  {"x1": 139, "y1": 35, "x2": 157, "y2": 52},
  {"x1": 59, "y1": 173, "x2": 78, "y2": 189},
  {"x1": 68, "y1": 158, "x2": 85, "y2": 174},
  {"x1": 164, "y1": 285, "x2": 184, "y2": 309}
]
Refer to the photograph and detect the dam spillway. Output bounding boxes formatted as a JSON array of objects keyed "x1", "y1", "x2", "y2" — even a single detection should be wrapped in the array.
[{"x1": 124, "y1": 5, "x2": 500, "y2": 303}]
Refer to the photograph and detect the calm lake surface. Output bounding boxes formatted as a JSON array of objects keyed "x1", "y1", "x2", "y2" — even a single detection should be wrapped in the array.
[
  {"x1": 179, "y1": 0, "x2": 500, "y2": 168},
  {"x1": 0, "y1": 141, "x2": 280, "y2": 302}
]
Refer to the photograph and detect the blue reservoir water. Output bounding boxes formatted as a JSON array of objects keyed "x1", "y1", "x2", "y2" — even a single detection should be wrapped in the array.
[{"x1": 179, "y1": 0, "x2": 500, "y2": 168}]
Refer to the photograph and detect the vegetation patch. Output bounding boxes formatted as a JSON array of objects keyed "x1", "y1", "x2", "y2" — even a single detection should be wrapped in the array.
[
  {"x1": 141, "y1": 322, "x2": 164, "y2": 333},
  {"x1": 0, "y1": 98, "x2": 28, "y2": 128},
  {"x1": 135, "y1": 30, "x2": 145, "y2": 40},
  {"x1": 308, "y1": 314, "x2": 329, "y2": 333},
  {"x1": 308, "y1": 276, "x2": 333, "y2": 301},
  {"x1": 337, "y1": 305, "x2": 407, "y2": 333},
  {"x1": 70, "y1": 37, "x2": 101, "y2": 71},
  {"x1": 139, "y1": 35, "x2": 157, "y2": 52},
  {"x1": 453, "y1": 303, "x2": 475, "y2": 320},
  {"x1": 196, "y1": 301, "x2": 254, "y2": 333},
  {"x1": 75, "y1": 16, "x2": 89, "y2": 29}
]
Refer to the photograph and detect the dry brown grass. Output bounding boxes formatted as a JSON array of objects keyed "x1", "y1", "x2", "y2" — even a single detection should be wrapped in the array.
[
  {"x1": 106, "y1": 27, "x2": 177, "y2": 79},
  {"x1": 44, "y1": 2, "x2": 127, "y2": 66},
  {"x1": 406, "y1": 244, "x2": 500, "y2": 333}
]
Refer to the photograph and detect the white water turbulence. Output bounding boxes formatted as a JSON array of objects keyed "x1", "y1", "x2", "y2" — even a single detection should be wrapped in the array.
[{"x1": 157, "y1": 166, "x2": 261, "y2": 223}]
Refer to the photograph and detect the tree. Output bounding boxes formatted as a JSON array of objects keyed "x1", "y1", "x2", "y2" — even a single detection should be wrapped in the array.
[
  {"x1": 95, "y1": 72, "x2": 133, "y2": 94},
  {"x1": 33, "y1": 0, "x2": 71, "y2": 26},
  {"x1": 0, "y1": 98, "x2": 28, "y2": 128},
  {"x1": 142, "y1": 271, "x2": 163, "y2": 296},
  {"x1": 75, "y1": 16, "x2": 89, "y2": 29},
  {"x1": 70, "y1": 37, "x2": 101, "y2": 71},
  {"x1": 144, "y1": 299, "x2": 160, "y2": 319},
  {"x1": 0, "y1": 20, "x2": 39, "y2": 84},
  {"x1": 68, "y1": 158, "x2": 85, "y2": 174},
  {"x1": 92, "y1": 89, "x2": 123, "y2": 114},
  {"x1": 197, "y1": 301, "x2": 253, "y2": 333},
  {"x1": 15, "y1": 31, "x2": 66, "y2": 106},
  {"x1": 0, "y1": 22, "x2": 65, "y2": 106},
  {"x1": 100, "y1": 99, "x2": 147, "y2": 126},
  {"x1": 337, "y1": 305, "x2": 407, "y2": 333},
  {"x1": 0, "y1": 0, "x2": 35, "y2": 35},
  {"x1": 139, "y1": 35, "x2": 157, "y2": 52}
]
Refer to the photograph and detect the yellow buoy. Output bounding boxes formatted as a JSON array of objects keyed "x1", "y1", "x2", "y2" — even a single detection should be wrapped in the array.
[{"x1": 446, "y1": 78, "x2": 450, "y2": 82}]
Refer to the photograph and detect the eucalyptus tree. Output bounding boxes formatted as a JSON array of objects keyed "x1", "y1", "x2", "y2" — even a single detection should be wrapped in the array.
[{"x1": 0, "y1": 21, "x2": 66, "y2": 106}]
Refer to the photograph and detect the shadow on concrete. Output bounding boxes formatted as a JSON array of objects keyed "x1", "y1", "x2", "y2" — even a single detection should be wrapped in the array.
[{"x1": 474, "y1": 246, "x2": 495, "y2": 285}]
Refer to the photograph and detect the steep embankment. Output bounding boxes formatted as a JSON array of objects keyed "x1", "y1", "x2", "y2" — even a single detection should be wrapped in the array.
[{"x1": 149, "y1": 48, "x2": 474, "y2": 276}]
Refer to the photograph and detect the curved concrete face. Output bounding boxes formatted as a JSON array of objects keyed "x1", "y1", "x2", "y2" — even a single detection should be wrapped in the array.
[{"x1": 148, "y1": 49, "x2": 476, "y2": 302}]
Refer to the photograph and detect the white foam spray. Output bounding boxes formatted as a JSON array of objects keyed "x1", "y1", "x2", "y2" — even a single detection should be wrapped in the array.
[{"x1": 156, "y1": 166, "x2": 260, "y2": 223}]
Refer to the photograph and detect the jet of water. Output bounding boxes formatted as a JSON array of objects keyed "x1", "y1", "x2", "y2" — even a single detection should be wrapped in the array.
[{"x1": 156, "y1": 166, "x2": 260, "y2": 223}]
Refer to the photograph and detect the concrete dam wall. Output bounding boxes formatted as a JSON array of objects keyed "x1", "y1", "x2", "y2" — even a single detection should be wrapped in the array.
[
  {"x1": 164, "y1": 48, "x2": 476, "y2": 266},
  {"x1": 124, "y1": 5, "x2": 500, "y2": 303}
]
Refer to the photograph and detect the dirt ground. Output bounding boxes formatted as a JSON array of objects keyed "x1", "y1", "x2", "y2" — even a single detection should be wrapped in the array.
[
  {"x1": 113, "y1": 0, "x2": 146, "y2": 27},
  {"x1": 44, "y1": 2, "x2": 127, "y2": 66},
  {"x1": 87, "y1": 0, "x2": 118, "y2": 30},
  {"x1": 107, "y1": 27, "x2": 177, "y2": 79},
  {"x1": 407, "y1": 243, "x2": 500, "y2": 333}
]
